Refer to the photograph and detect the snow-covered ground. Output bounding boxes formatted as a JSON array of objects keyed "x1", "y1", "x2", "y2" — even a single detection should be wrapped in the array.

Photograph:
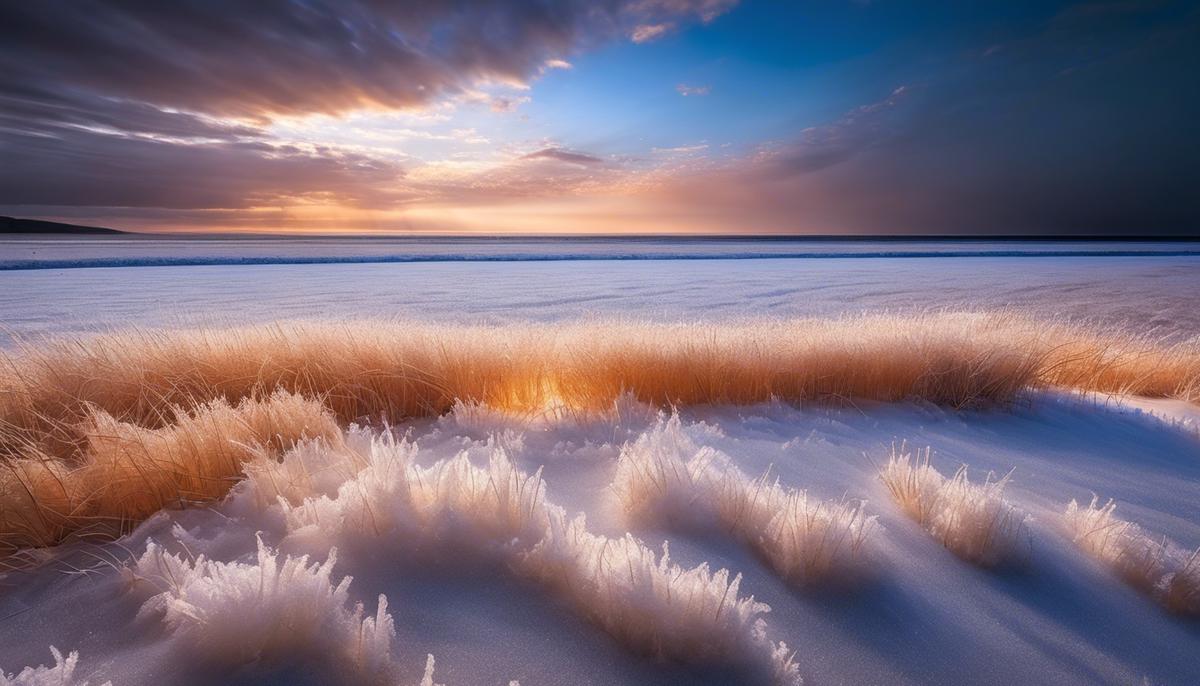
[
  {"x1": 1, "y1": 239, "x2": 1198, "y2": 685},
  {"x1": 1, "y1": 395, "x2": 1198, "y2": 685}
]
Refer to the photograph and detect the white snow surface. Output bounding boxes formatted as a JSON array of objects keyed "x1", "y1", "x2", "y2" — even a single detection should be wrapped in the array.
[
  {"x1": 1, "y1": 395, "x2": 1198, "y2": 685},
  {"x1": 2, "y1": 238, "x2": 1200, "y2": 340}
]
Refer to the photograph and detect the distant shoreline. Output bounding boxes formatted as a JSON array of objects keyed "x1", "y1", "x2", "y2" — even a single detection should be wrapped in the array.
[
  {"x1": 1, "y1": 216, "x2": 1196, "y2": 241},
  {"x1": 0, "y1": 216, "x2": 126, "y2": 234}
]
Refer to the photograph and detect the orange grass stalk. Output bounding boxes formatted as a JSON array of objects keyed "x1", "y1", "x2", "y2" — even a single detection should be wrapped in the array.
[{"x1": 7, "y1": 311, "x2": 1191, "y2": 460}]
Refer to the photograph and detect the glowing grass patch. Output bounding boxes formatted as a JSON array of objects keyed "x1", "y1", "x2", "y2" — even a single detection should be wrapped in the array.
[
  {"x1": 8, "y1": 312, "x2": 1197, "y2": 467},
  {"x1": 3, "y1": 313, "x2": 1196, "y2": 561}
]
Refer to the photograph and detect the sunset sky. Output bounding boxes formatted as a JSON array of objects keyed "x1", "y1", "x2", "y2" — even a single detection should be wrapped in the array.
[{"x1": 1, "y1": 1, "x2": 1197, "y2": 235}]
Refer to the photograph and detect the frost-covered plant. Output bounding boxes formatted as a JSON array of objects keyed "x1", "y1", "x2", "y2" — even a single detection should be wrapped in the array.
[
  {"x1": 407, "y1": 449, "x2": 551, "y2": 547},
  {"x1": 1161, "y1": 548, "x2": 1200, "y2": 616},
  {"x1": 281, "y1": 430, "x2": 422, "y2": 541},
  {"x1": 239, "y1": 424, "x2": 374, "y2": 508},
  {"x1": 130, "y1": 537, "x2": 396, "y2": 682},
  {"x1": 613, "y1": 414, "x2": 876, "y2": 584},
  {"x1": 270, "y1": 430, "x2": 801, "y2": 684},
  {"x1": 1063, "y1": 496, "x2": 1168, "y2": 591},
  {"x1": 1064, "y1": 497, "x2": 1200, "y2": 616},
  {"x1": 281, "y1": 432, "x2": 551, "y2": 554},
  {"x1": 880, "y1": 445, "x2": 1027, "y2": 567},
  {"x1": 760, "y1": 490, "x2": 875, "y2": 583},
  {"x1": 0, "y1": 648, "x2": 109, "y2": 686},
  {"x1": 522, "y1": 511, "x2": 800, "y2": 684},
  {"x1": 610, "y1": 413, "x2": 722, "y2": 523}
]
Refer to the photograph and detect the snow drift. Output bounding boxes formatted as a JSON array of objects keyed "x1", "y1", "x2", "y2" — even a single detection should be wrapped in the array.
[
  {"x1": 611, "y1": 414, "x2": 876, "y2": 584},
  {"x1": 251, "y1": 429, "x2": 801, "y2": 683}
]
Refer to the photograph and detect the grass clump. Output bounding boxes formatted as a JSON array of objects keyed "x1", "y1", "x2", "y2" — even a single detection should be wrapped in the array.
[
  {"x1": 612, "y1": 413, "x2": 876, "y2": 584},
  {"x1": 1064, "y1": 496, "x2": 1200, "y2": 616},
  {"x1": 879, "y1": 444, "x2": 1028, "y2": 567}
]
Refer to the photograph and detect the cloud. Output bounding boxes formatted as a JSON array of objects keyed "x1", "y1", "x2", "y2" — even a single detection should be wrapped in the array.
[
  {"x1": 626, "y1": 0, "x2": 737, "y2": 41},
  {"x1": 489, "y1": 95, "x2": 532, "y2": 112},
  {"x1": 0, "y1": 0, "x2": 737, "y2": 218},
  {"x1": 652, "y1": 144, "x2": 709, "y2": 154},
  {"x1": 675, "y1": 84, "x2": 711, "y2": 96},
  {"x1": 0, "y1": 126, "x2": 404, "y2": 210},
  {"x1": 761, "y1": 85, "x2": 910, "y2": 175},
  {"x1": 521, "y1": 148, "x2": 607, "y2": 166},
  {"x1": 631, "y1": 23, "x2": 674, "y2": 43},
  {"x1": 0, "y1": 2, "x2": 595, "y2": 120},
  {"x1": 618, "y1": 4, "x2": 1200, "y2": 236},
  {"x1": 0, "y1": 1, "x2": 738, "y2": 120},
  {"x1": 630, "y1": 0, "x2": 738, "y2": 24}
]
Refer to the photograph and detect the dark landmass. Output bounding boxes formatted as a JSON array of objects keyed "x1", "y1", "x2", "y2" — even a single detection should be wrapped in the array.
[{"x1": 1, "y1": 216, "x2": 125, "y2": 234}]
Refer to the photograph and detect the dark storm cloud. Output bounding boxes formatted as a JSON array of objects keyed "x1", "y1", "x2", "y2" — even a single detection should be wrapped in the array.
[{"x1": 0, "y1": 0, "x2": 726, "y2": 213}]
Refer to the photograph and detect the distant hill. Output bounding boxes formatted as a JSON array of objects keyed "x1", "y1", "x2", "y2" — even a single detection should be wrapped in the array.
[{"x1": 1, "y1": 216, "x2": 125, "y2": 234}]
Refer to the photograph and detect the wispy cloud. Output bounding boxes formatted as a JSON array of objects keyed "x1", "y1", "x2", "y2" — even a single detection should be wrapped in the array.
[
  {"x1": 489, "y1": 95, "x2": 532, "y2": 113},
  {"x1": 676, "y1": 84, "x2": 711, "y2": 96},
  {"x1": 520, "y1": 148, "x2": 607, "y2": 166},
  {"x1": 631, "y1": 23, "x2": 674, "y2": 43},
  {"x1": 653, "y1": 144, "x2": 709, "y2": 154}
]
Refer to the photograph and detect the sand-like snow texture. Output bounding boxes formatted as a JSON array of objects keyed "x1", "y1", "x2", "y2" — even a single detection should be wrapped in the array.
[{"x1": 1, "y1": 393, "x2": 1198, "y2": 685}]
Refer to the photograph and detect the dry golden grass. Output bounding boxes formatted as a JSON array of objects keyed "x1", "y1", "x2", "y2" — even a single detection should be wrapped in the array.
[
  {"x1": 0, "y1": 312, "x2": 1197, "y2": 557},
  {"x1": 5, "y1": 312, "x2": 1196, "y2": 460},
  {"x1": 0, "y1": 391, "x2": 338, "y2": 555}
]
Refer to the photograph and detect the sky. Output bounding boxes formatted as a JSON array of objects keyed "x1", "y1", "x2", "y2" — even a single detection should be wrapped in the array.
[{"x1": 0, "y1": 0, "x2": 1197, "y2": 235}]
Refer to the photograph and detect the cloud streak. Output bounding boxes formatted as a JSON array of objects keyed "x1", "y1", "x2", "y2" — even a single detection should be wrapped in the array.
[{"x1": 521, "y1": 148, "x2": 607, "y2": 166}]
